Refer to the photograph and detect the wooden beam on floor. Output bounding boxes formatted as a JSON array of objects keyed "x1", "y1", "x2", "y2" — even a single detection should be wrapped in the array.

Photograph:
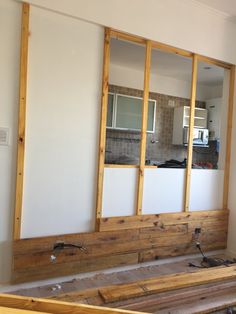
[
  {"x1": 99, "y1": 265, "x2": 236, "y2": 303},
  {"x1": 0, "y1": 294, "x2": 146, "y2": 314}
]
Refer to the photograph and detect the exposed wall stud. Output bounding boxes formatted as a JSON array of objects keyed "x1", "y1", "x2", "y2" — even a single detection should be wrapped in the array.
[
  {"x1": 184, "y1": 54, "x2": 198, "y2": 212},
  {"x1": 136, "y1": 40, "x2": 152, "y2": 215},
  {"x1": 223, "y1": 65, "x2": 235, "y2": 209},
  {"x1": 95, "y1": 28, "x2": 111, "y2": 228},
  {"x1": 13, "y1": 2, "x2": 30, "y2": 240}
]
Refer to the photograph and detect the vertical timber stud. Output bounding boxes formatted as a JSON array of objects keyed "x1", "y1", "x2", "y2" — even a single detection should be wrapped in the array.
[
  {"x1": 136, "y1": 40, "x2": 152, "y2": 215},
  {"x1": 223, "y1": 65, "x2": 235, "y2": 210},
  {"x1": 184, "y1": 54, "x2": 198, "y2": 212},
  {"x1": 95, "y1": 28, "x2": 111, "y2": 229},
  {"x1": 13, "y1": 3, "x2": 30, "y2": 240}
]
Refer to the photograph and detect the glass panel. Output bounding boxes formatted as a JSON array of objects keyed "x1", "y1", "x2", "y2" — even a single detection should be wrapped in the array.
[
  {"x1": 107, "y1": 93, "x2": 114, "y2": 127},
  {"x1": 105, "y1": 38, "x2": 146, "y2": 165},
  {"x1": 189, "y1": 61, "x2": 229, "y2": 211},
  {"x1": 192, "y1": 61, "x2": 226, "y2": 170},
  {"x1": 145, "y1": 48, "x2": 192, "y2": 168}
]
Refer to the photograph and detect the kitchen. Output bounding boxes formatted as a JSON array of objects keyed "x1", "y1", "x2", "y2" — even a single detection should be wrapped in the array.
[{"x1": 105, "y1": 38, "x2": 226, "y2": 170}]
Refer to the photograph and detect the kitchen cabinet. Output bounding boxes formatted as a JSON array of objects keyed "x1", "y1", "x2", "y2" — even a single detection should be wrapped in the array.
[
  {"x1": 107, "y1": 93, "x2": 156, "y2": 133},
  {"x1": 172, "y1": 106, "x2": 208, "y2": 145}
]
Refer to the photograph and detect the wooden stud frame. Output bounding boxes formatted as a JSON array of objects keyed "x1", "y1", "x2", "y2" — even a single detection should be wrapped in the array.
[
  {"x1": 136, "y1": 40, "x2": 152, "y2": 215},
  {"x1": 95, "y1": 28, "x2": 111, "y2": 227},
  {"x1": 13, "y1": 15, "x2": 235, "y2": 237},
  {"x1": 96, "y1": 28, "x2": 235, "y2": 221},
  {"x1": 184, "y1": 54, "x2": 198, "y2": 212},
  {"x1": 13, "y1": 2, "x2": 30, "y2": 240}
]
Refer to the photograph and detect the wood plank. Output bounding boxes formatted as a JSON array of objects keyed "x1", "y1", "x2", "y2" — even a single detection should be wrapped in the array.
[
  {"x1": 13, "y1": 230, "x2": 227, "y2": 271},
  {"x1": 99, "y1": 210, "x2": 228, "y2": 231},
  {"x1": 0, "y1": 294, "x2": 146, "y2": 314},
  {"x1": 95, "y1": 27, "x2": 111, "y2": 225},
  {"x1": 110, "y1": 29, "x2": 146, "y2": 45},
  {"x1": 13, "y1": 253, "x2": 138, "y2": 283},
  {"x1": 104, "y1": 280, "x2": 236, "y2": 312},
  {"x1": 104, "y1": 164, "x2": 139, "y2": 168},
  {"x1": 13, "y1": 2, "x2": 30, "y2": 240},
  {"x1": 139, "y1": 241, "x2": 227, "y2": 262},
  {"x1": 196, "y1": 54, "x2": 232, "y2": 70},
  {"x1": 0, "y1": 307, "x2": 49, "y2": 314},
  {"x1": 184, "y1": 54, "x2": 198, "y2": 212},
  {"x1": 13, "y1": 229, "x2": 139, "y2": 255},
  {"x1": 136, "y1": 40, "x2": 152, "y2": 215},
  {"x1": 99, "y1": 265, "x2": 236, "y2": 303},
  {"x1": 152, "y1": 41, "x2": 192, "y2": 58},
  {"x1": 223, "y1": 65, "x2": 235, "y2": 209}
]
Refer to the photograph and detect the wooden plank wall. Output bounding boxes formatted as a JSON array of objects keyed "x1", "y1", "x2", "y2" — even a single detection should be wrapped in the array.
[{"x1": 13, "y1": 210, "x2": 228, "y2": 283}]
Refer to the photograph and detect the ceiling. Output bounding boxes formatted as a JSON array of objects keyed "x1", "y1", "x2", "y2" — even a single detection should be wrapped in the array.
[
  {"x1": 110, "y1": 38, "x2": 224, "y2": 86},
  {"x1": 194, "y1": 0, "x2": 236, "y2": 20}
]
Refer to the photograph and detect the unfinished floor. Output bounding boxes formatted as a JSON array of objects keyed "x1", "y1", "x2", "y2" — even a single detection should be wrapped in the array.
[{"x1": 7, "y1": 254, "x2": 236, "y2": 314}]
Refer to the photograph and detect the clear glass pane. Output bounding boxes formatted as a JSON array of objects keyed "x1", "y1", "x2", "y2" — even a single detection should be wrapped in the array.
[
  {"x1": 105, "y1": 38, "x2": 146, "y2": 165},
  {"x1": 189, "y1": 61, "x2": 229, "y2": 211},
  {"x1": 145, "y1": 48, "x2": 192, "y2": 168},
  {"x1": 192, "y1": 61, "x2": 226, "y2": 170}
]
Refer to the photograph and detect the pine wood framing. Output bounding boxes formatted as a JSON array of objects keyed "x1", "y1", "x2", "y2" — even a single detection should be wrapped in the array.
[
  {"x1": 136, "y1": 40, "x2": 152, "y2": 215},
  {"x1": 184, "y1": 54, "x2": 198, "y2": 212},
  {"x1": 13, "y1": 2, "x2": 30, "y2": 240},
  {"x1": 196, "y1": 54, "x2": 232, "y2": 70},
  {"x1": 0, "y1": 294, "x2": 145, "y2": 314},
  {"x1": 99, "y1": 265, "x2": 236, "y2": 303},
  {"x1": 223, "y1": 65, "x2": 236, "y2": 209},
  {"x1": 95, "y1": 28, "x2": 111, "y2": 225}
]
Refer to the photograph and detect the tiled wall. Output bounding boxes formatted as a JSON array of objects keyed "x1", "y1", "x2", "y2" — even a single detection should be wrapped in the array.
[{"x1": 105, "y1": 85, "x2": 217, "y2": 167}]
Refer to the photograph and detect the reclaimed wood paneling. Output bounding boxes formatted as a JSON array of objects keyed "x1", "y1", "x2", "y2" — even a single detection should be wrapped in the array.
[
  {"x1": 98, "y1": 210, "x2": 228, "y2": 231},
  {"x1": 13, "y1": 210, "x2": 228, "y2": 283}
]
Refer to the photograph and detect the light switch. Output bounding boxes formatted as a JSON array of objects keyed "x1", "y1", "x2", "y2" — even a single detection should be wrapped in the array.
[{"x1": 0, "y1": 127, "x2": 9, "y2": 146}]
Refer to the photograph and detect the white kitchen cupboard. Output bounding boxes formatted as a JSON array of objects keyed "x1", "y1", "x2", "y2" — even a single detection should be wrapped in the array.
[{"x1": 172, "y1": 106, "x2": 207, "y2": 145}]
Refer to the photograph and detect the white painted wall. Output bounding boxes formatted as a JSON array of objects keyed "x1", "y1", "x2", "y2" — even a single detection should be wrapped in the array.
[
  {"x1": 1, "y1": 0, "x2": 236, "y2": 283},
  {"x1": 21, "y1": 6, "x2": 103, "y2": 238},
  {"x1": 0, "y1": 0, "x2": 21, "y2": 283},
  {"x1": 103, "y1": 168, "x2": 137, "y2": 217},
  {"x1": 142, "y1": 169, "x2": 185, "y2": 214},
  {"x1": 17, "y1": 0, "x2": 236, "y2": 65},
  {"x1": 110, "y1": 63, "x2": 221, "y2": 101}
]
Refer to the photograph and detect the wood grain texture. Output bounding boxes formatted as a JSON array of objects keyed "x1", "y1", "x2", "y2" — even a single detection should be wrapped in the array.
[
  {"x1": 184, "y1": 54, "x2": 198, "y2": 212},
  {"x1": 99, "y1": 265, "x2": 236, "y2": 303},
  {"x1": 13, "y1": 210, "x2": 228, "y2": 283},
  {"x1": 0, "y1": 294, "x2": 145, "y2": 314},
  {"x1": 136, "y1": 40, "x2": 152, "y2": 215},
  {"x1": 95, "y1": 28, "x2": 111, "y2": 224},
  {"x1": 223, "y1": 65, "x2": 235, "y2": 209},
  {"x1": 99, "y1": 209, "x2": 228, "y2": 231},
  {"x1": 14, "y1": 2, "x2": 30, "y2": 240}
]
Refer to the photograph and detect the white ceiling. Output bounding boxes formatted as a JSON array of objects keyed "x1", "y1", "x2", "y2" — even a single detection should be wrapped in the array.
[
  {"x1": 194, "y1": 0, "x2": 236, "y2": 19},
  {"x1": 110, "y1": 38, "x2": 224, "y2": 86}
]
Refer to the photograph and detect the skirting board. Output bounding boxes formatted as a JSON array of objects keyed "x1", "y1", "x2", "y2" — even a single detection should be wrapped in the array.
[{"x1": 12, "y1": 210, "x2": 229, "y2": 283}]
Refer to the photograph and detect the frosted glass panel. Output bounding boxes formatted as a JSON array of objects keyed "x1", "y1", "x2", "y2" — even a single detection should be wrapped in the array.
[
  {"x1": 102, "y1": 168, "x2": 137, "y2": 217},
  {"x1": 189, "y1": 169, "x2": 224, "y2": 210},
  {"x1": 142, "y1": 168, "x2": 185, "y2": 214},
  {"x1": 116, "y1": 95, "x2": 155, "y2": 131}
]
